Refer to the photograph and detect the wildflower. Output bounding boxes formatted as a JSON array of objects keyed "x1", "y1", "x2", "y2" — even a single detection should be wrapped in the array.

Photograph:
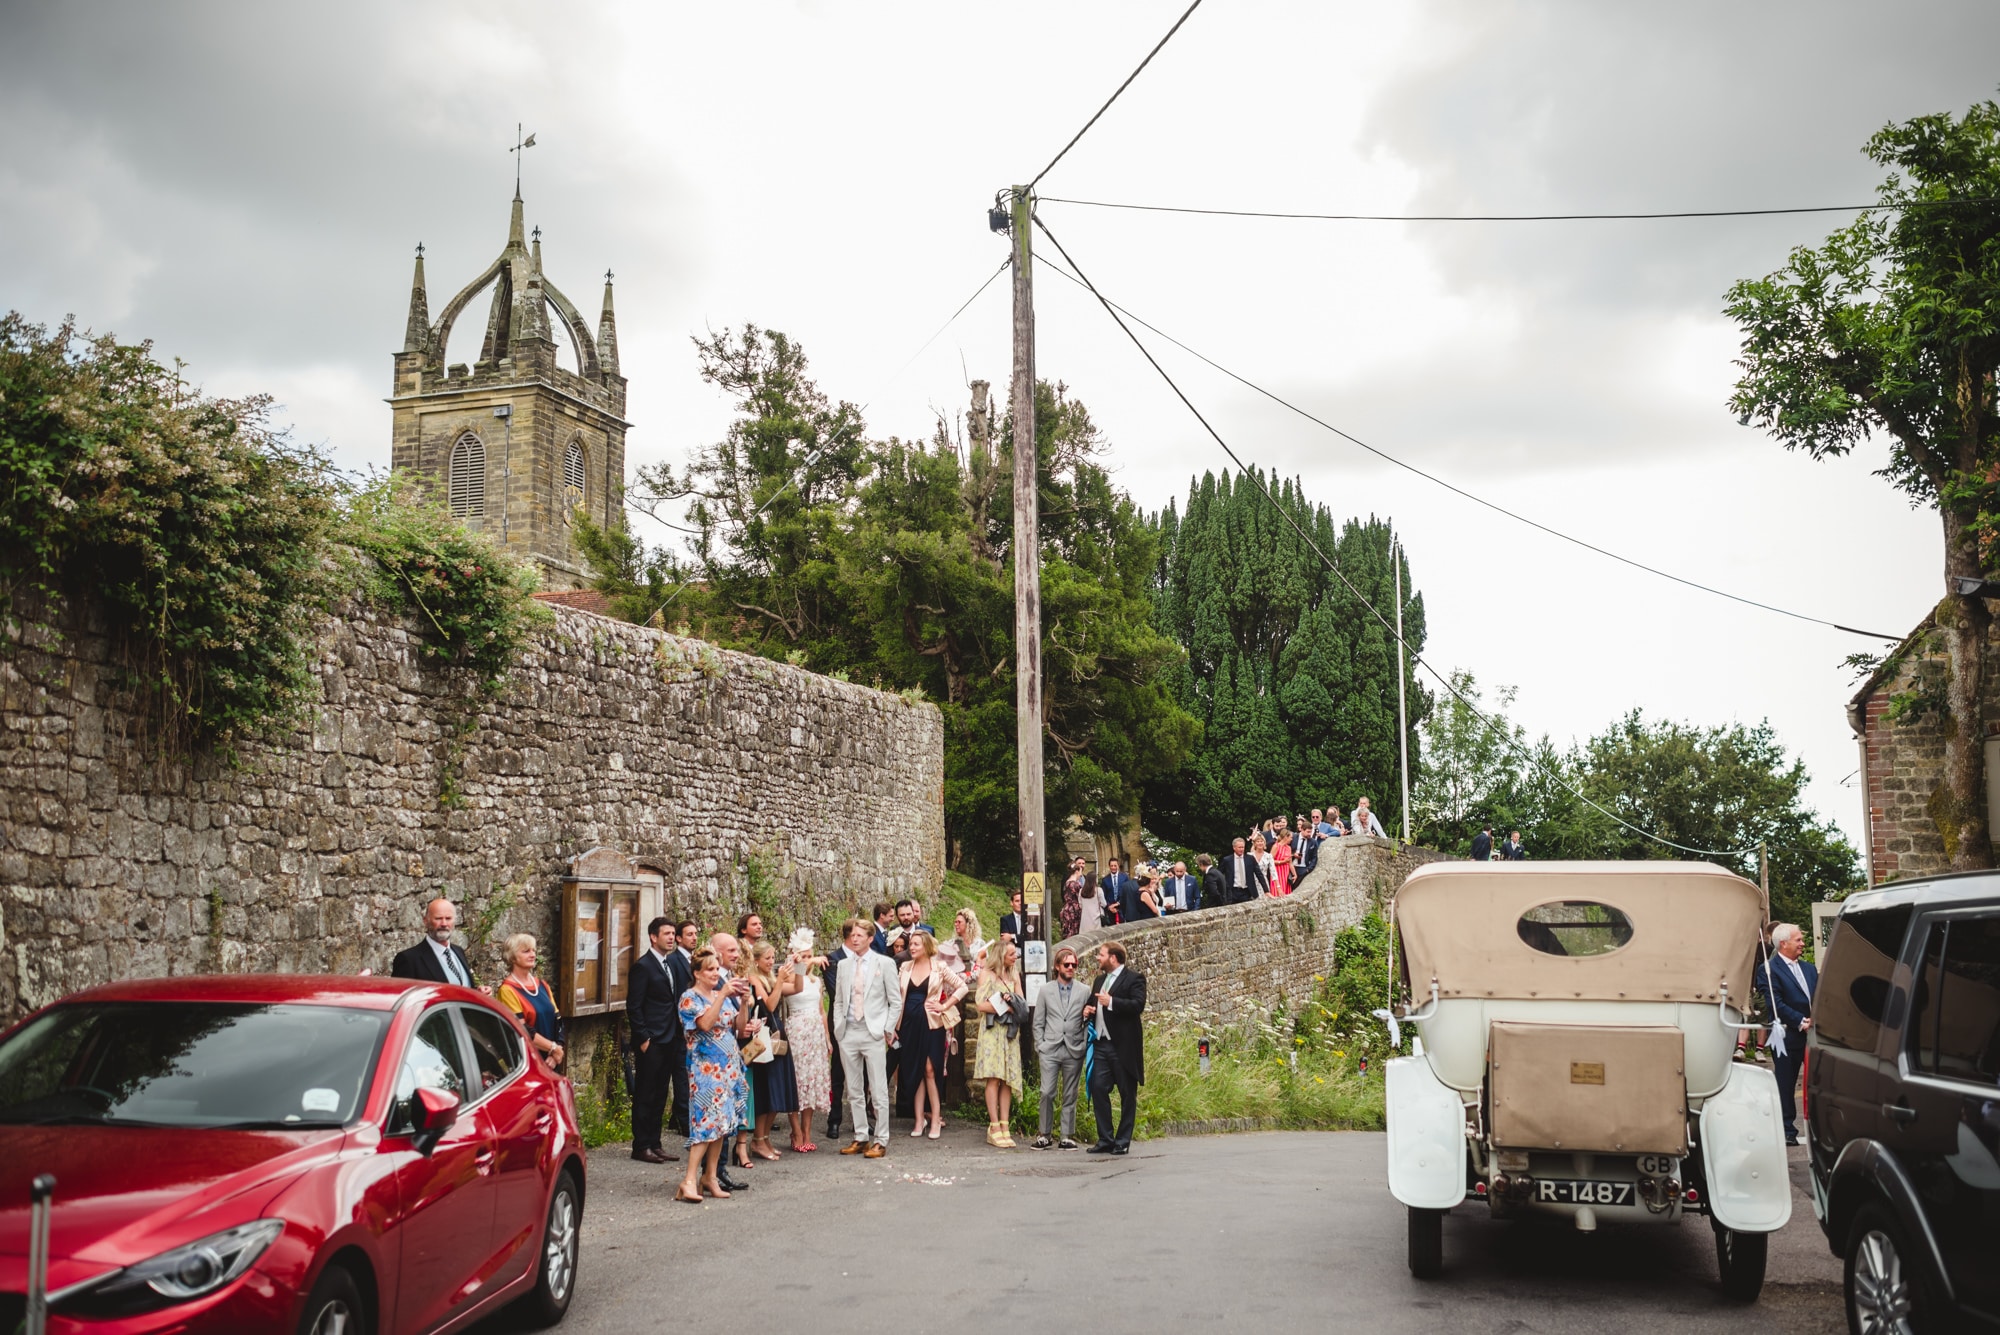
[
  {"x1": 1314, "y1": 1076, "x2": 1325, "y2": 1084},
  {"x1": 1334, "y1": 1050, "x2": 1346, "y2": 1058},
  {"x1": 1294, "y1": 1037, "x2": 1304, "y2": 1045},
  {"x1": 1313, "y1": 974, "x2": 1324, "y2": 982}
]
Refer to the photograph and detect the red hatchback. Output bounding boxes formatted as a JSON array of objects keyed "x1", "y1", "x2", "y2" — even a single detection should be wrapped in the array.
[{"x1": 0, "y1": 974, "x2": 586, "y2": 1334}]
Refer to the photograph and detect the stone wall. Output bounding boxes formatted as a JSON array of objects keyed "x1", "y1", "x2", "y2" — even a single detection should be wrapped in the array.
[
  {"x1": 1056, "y1": 836, "x2": 1450, "y2": 1024},
  {"x1": 1848, "y1": 612, "x2": 2000, "y2": 883},
  {"x1": 0, "y1": 600, "x2": 945, "y2": 1021}
]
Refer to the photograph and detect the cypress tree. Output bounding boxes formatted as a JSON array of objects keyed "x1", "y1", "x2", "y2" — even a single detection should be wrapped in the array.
[{"x1": 1145, "y1": 472, "x2": 1430, "y2": 852}]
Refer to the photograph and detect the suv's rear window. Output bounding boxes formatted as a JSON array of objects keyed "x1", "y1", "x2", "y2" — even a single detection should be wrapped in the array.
[
  {"x1": 1909, "y1": 914, "x2": 2000, "y2": 1087},
  {"x1": 1815, "y1": 902, "x2": 1912, "y2": 1053}
]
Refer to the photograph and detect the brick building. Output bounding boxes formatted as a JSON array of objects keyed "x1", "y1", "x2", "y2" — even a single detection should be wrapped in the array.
[
  {"x1": 389, "y1": 189, "x2": 627, "y2": 591},
  {"x1": 1849, "y1": 610, "x2": 2000, "y2": 884}
]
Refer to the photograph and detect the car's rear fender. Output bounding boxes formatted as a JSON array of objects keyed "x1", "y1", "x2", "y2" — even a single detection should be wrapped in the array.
[
  {"x1": 1697, "y1": 1062, "x2": 1791, "y2": 1233},
  {"x1": 1386, "y1": 1054, "x2": 1467, "y2": 1209},
  {"x1": 1823, "y1": 1138, "x2": 1955, "y2": 1307}
]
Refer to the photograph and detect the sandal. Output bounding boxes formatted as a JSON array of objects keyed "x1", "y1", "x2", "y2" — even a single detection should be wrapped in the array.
[{"x1": 751, "y1": 1142, "x2": 782, "y2": 1161}]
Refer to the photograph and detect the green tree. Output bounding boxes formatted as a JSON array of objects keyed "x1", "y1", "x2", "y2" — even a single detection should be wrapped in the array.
[
  {"x1": 579, "y1": 330, "x2": 1194, "y2": 875},
  {"x1": 1145, "y1": 469, "x2": 1429, "y2": 852},
  {"x1": 1727, "y1": 101, "x2": 2000, "y2": 870},
  {"x1": 1571, "y1": 713, "x2": 1860, "y2": 925},
  {"x1": 1413, "y1": 669, "x2": 1525, "y2": 853}
]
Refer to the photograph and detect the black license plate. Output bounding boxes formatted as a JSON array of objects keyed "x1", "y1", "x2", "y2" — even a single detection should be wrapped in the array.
[{"x1": 1534, "y1": 1178, "x2": 1634, "y2": 1206}]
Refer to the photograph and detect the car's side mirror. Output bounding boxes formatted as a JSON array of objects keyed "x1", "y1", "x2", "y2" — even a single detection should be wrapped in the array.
[{"x1": 411, "y1": 1087, "x2": 460, "y2": 1157}]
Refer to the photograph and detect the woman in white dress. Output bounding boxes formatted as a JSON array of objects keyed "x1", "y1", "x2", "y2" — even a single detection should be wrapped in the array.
[
  {"x1": 781, "y1": 945, "x2": 832, "y2": 1152},
  {"x1": 1252, "y1": 832, "x2": 1276, "y2": 895}
]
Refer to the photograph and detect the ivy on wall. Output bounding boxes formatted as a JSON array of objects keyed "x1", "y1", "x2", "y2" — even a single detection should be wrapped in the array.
[{"x1": 0, "y1": 314, "x2": 548, "y2": 760}]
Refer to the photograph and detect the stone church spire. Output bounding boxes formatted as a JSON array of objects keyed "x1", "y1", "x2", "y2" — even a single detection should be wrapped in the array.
[
  {"x1": 598, "y1": 271, "x2": 620, "y2": 377},
  {"x1": 403, "y1": 245, "x2": 430, "y2": 354}
]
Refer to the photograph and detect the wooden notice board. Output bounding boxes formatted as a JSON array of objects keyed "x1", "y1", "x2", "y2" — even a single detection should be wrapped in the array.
[{"x1": 558, "y1": 848, "x2": 668, "y2": 1018}]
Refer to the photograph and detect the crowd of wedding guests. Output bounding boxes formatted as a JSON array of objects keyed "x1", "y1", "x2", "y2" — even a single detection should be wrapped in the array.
[
  {"x1": 1055, "y1": 797, "x2": 1391, "y2": 934},
  {"x1": 624, "y1": 897, "x2": 1085, "y2": 1201}
]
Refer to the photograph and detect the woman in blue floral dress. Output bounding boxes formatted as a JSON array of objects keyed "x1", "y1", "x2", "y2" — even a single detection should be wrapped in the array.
[{"x1": 676, "y1": 947, "x2": 753, "y2": 1202}]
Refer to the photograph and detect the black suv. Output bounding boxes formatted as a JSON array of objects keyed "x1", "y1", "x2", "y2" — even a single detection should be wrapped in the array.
[{"x1": 1808, "y1": 874, "x2": 2000, "y2": 1332}]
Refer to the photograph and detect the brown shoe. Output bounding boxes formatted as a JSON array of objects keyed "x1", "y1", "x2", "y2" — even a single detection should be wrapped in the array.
[
  {"x1": 630, "y1": 1147, "x2": 672, "y2": 1164},
  {"x1": 840, "y1": 1140, "x2": 866, "y2": 1155},
  {"x1": 863, "y1": 1142, "x2": 886, "y2": 1159}
]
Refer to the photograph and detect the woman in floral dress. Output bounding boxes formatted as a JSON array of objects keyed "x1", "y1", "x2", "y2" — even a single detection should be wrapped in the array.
[
  {"x1": 781, "y1": 949, "x2": 831, "y2": 1151},
  {"x1": 676, "y1": 948, "x2": 752, "y2": 1202},
  {"x1": 1059, "y1": 860, "x2": 1086, "y2": 940},
  {"x1": 974, "y1": 941, "x2": 1025, "y2": 1148}
]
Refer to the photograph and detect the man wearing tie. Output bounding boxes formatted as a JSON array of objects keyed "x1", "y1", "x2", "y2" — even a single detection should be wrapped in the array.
[
  {"x1": 1031, "y1": 946, "x2": 1090, "y2": 1150},
  {"x1": 831, "y1": 918, "x2": 900, "y2": 1158},
  {"x1": 390, "y1": 898, "x2": 482, "y2": 989},
  {"x1": 1083, "y1": 941, "x2": 1146, "y2": 1155},
  {"x1": 1220, "y1": 838, "x2": 1268, "y2": 905},
  {"x1": 625, "y1": 916, "x2": 684, "y2": 1164},
  {"x1": 1099, "y1": 859, "x2": 1136, "y2": 926},
  {"x1": 1760, "y1": 922, "x2": 1819, "y2": 1146}
]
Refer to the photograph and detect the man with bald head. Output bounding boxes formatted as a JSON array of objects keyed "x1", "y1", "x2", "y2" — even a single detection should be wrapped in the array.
[{"x1": 390, "y1": 897, "x2": 481, "y2": 989}]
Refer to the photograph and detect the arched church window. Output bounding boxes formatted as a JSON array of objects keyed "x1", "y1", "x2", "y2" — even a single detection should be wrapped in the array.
[
  {"x1": 448, "y1": 433, "x2": 486, "y2": 517},
  {"x1": 562, "y1": 439, "x2": 587, "y2": 522}
]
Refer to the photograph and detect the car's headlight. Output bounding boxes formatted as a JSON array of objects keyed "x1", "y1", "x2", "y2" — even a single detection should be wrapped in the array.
[{"x1": 57, "y1": 1219, "x2": 285, "y2": 1316}]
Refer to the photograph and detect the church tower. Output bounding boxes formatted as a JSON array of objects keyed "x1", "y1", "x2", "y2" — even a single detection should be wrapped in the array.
[{"x1": 389, "y1": 190, "x2": 627, "y2": 591}]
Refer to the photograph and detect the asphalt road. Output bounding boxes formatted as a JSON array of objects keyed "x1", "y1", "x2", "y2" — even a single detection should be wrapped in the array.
[{"x1": 475, "y1": 1127, "x2": 1844, "y2": 1335}]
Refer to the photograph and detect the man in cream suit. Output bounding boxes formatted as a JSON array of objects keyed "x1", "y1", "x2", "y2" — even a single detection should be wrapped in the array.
[
  {"x1": 1031, "y1": 946, "x2": 1090, "y2": 1149},
  {"x1": 831, "y1": 917, "x2": 900, "y2": 1158}
]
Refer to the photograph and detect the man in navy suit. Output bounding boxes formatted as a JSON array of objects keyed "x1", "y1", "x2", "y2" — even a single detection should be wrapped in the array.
[
  {"x1": 625, "y1": 916, "x2": 684, "y2": 1163},
  {"x1": 1759, "y1": 922, "x2": 1818, "y2": 1145},
  {"x1": 1099, "y1": 860, "x2": 1136, "y2": 926}
]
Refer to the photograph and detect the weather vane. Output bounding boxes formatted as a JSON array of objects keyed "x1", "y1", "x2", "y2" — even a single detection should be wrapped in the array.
[{"x1": 510, "y1": 123, "x2": 538, "y2": 196}]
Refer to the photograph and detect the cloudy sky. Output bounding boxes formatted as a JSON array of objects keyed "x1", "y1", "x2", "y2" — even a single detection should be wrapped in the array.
[{"x1": 5, "y1": 1, "x2": 1997, "y2": 855}]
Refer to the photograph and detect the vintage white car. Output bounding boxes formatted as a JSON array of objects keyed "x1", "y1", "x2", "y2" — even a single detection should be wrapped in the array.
[{"x1": 1382, "y1": 862, "x2": 1792, "y2": 1299}]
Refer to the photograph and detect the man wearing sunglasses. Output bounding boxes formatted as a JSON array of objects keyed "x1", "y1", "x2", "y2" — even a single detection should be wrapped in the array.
[{"x1": 1030, "y1": 946, "x2": 1090, "y2": 1149}]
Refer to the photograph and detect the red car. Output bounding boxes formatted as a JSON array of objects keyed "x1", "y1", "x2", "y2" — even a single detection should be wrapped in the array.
[{"x1": 0, "y1": 974, "x2": 586, "y2": 1334}]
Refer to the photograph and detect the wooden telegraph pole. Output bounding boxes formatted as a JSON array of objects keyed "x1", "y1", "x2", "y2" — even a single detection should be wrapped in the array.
[{"x1": 1007, "y1": 184, "x2": 1048, "y2": 988}]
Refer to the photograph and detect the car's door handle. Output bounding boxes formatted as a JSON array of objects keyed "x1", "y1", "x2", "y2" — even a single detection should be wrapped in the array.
[
  {"x1": 534, "y1": 1112, "x2": 552, "y2": 1132},
  {"x1": 475, "y1": 1148, "x2": 496, "y2": 1173},
  {"x1": 1882, "y1": 1102, "x2": 1918, "y2": 1126}
]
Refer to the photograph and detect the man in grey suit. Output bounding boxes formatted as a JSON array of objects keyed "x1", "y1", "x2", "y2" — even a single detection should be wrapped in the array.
[
  {"x1": 831, "y1": 917, "x2": 900, "y2": 1158},
  {"x1": 1031, "y1": 946, "x2": 1090, "y2": 1149}
]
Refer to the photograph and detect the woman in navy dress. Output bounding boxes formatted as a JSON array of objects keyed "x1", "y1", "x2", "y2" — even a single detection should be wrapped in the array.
[
  {"x1": 495, "y1": 934, "x2": 565, "y2": 1070},
  {"x1": 744, "y1": 942, "x2": 800, "y2": 1160},
  {"x1": 895, "y1": 931, "x2": 966, "y2": 1137}
]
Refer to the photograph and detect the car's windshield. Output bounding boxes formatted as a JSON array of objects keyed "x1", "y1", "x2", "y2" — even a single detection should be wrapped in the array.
[{"x1": 0, "y1": 1002, "x2": 388, "y2": 1128}]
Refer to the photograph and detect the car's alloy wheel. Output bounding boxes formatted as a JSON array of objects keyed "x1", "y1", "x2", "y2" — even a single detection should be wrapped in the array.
[
  {"x1": 519, "y1": 1169, "x2": 583, "y2": 1327},
  {"x1": 296, "y1": 1265, "x2": 368, "y2": 1335},
  {"x1": 544, "y1": 1180, "x2": 578, "y2": 1302},
  {"x1": 1850, "y1": 1227, "x2": 1914, "y2": 1335}
]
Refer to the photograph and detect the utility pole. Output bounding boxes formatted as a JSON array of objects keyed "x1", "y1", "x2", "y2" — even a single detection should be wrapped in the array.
[
  {"x1": 1393, "y1": 533, "x2": 1411, "y2": 846},
  {"x1": 1006, "y1": 184, "x2": 1048, "y2": 983}
]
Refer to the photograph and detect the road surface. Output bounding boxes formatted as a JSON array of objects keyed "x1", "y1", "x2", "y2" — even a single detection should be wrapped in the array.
[{"x1": 476, "y1": 1127, "x2": 1843, "y2": 1334}]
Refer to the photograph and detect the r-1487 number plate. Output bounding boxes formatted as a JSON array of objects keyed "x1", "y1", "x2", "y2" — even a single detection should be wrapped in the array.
[{"x1": 1535, "y1": 1179, "x2": 1634, "y2": 1206}]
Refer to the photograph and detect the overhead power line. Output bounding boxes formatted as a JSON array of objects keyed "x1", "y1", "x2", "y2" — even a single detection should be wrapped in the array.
[
  {"x1": 1029, "y1": 0, "x2": 1205, "y2": 190},
  {"x1": 1033, "y1": 212, "x2": 1761, "y2": 860},
  {"x1": 1038, "y1": 194, "x2": 2000, "y2": 223},
  {"x1": 1032, "y1": 253, "x2": 1902, "y2": 642}
]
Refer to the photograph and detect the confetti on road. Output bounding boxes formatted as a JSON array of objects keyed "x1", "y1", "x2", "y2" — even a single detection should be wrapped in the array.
[{"x1": 899, "y1": 1171, "x2": 961, "y2": 1186}]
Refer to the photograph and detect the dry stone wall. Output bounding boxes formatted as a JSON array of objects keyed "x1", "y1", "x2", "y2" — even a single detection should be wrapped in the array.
[
  {"x1": 1057, "y1": 836, "x2": 1450, "y2": 1024},
  {"x1": 0, "y1": 600, "x2": 945, "y2": 1020}
]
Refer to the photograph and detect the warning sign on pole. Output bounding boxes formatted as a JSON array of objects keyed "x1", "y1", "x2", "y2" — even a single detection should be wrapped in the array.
[{"x1": 1022, "y1": 871, "x2": 1045, "y2": 906}]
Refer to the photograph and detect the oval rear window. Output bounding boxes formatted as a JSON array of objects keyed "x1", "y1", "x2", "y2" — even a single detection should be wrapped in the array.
[{"x1": 1517, "y1": 901, "x2": 1634, "y2": 957}]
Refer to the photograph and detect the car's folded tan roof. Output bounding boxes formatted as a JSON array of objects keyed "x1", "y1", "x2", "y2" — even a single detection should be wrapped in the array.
[{"x1": 1394, "y1": 862, "x2": 1766, "y2": 1004}]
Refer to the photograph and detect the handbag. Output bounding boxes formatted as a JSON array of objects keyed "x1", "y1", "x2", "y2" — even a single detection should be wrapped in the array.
[{"x1": 743, "y1": 999, "x2": 774, "y2": 1064}]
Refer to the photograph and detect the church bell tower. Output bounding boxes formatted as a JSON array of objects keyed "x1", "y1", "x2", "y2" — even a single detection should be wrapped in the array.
[{"x1": 389, "y1": 190, "x2": 628, "y2": 591}]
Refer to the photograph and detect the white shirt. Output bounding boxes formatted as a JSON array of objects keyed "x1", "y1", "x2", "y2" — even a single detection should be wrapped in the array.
[
  {"x1": 1096, "y1": 964, "x2": 1124, "y2": 1040},
  {"x1": 1781, "y1": 954, "x2": 1811, "y2": 996},
  {"x1": 430, "y1": 938, "x2": 469, "y2": 987},
  {"x1": 1231, "y1": 855, "x2": 1248, "y2": 889}
]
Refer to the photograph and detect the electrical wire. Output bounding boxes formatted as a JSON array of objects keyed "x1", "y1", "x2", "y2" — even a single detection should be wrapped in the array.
[
  {"x1": 861, "y1": 256, "x2": 1010, "y2": 409},
  {"x1": 1038, "y1": 194, "x2": 2000, "y2": 223},
  {"x1": 1028, "y1": 0, "x2": 1205, "y2": 191},
  {"x1": 1032, "y1": 253, "x2": 1903, "y2": 642},
  {"x1": 1033, "y1": 213, "x2": 1764, "y2": 861}
]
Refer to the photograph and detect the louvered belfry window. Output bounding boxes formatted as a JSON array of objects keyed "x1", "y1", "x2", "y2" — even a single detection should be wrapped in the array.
[
  {"x1": 448, "y1": 433, "x2": 486, "y2": 518},
  {"x1": 562, "y1": 439, "x2": 587, "y2": 519}
]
